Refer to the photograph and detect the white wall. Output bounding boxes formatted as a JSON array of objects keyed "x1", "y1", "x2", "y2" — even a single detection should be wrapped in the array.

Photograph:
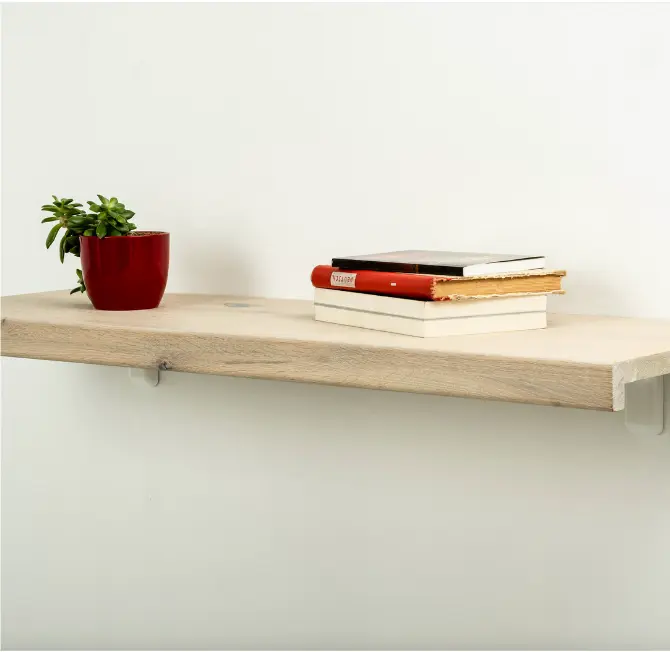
[{"x1": 2, "y1": 3, "x2": 670, "y2": 649}]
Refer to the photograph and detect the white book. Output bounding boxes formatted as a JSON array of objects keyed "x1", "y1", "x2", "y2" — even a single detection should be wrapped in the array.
[{"x1": 314, "y1": 289, "x2": 547, "y2": 337}]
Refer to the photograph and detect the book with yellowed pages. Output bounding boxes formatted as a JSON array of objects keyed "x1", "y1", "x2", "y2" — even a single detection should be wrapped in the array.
[
  {"x1": 314, "y1": 288, "x2": 548, "y2": 337},
  {"x1": 311, "y1": 265, "x2": 565, "y2": 301}
]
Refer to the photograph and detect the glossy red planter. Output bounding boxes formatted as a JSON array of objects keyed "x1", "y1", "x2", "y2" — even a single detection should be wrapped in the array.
[{"x1": 80, "y1": 231, "x2": 170, "y2": 310}]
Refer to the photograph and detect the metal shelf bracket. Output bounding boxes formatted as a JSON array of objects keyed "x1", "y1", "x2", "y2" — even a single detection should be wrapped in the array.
[
  {"x1": 128, "y1": 366, "x2": 162, "y2": 387},
  {"x1": 625, "y1": 375, "x2": 665, "y2": 436}
]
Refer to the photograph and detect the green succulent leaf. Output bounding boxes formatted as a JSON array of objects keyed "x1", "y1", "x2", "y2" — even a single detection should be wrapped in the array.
[
  {"x1": 84, "y1": 229, "x2": 94, "y2": 236},
  {"x1": 96, "y1": 222, "x2": 107, "y2": 238},
  {"x1": 41, "y1": 216, "x2": 59, "y2": 223},
  {"x1": 109, "y1": 228, "x2": 121, "y2": 236},
  {"x1": 70, "y1": 269, "x2": 86, "y2": 293},
  {"x1": 41, "y1": 205, "x2": 59, "y2": 212},
  {"x1": 46, "y1": 223, "x2": 61, "y2": 249},
  {"x1": 97, "y1": 194, "x2": 109, "y2": 205},
  {"x1": 59, "y1": 232, "x2": 67, "y2": 262}
]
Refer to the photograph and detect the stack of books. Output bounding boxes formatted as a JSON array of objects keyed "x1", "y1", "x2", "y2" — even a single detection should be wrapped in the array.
[{"x1": 311, "y1": 250, "x2": 565, "y2": 337}]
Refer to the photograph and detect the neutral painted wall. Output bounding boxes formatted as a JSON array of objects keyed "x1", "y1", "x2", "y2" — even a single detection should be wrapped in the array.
[{"x1": 2, "y1": 4, "x2": 670, "y2": 649}]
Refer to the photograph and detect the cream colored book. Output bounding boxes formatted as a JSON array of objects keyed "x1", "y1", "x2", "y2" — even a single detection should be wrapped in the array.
[{"x1": 314, "y1": 289, "x2": 547, "y2": 337}]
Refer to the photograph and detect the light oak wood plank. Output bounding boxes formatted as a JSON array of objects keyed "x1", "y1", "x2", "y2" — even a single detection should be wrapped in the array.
[{"x1": 3, "y1": 291, "x2": 670, "y2": 411}]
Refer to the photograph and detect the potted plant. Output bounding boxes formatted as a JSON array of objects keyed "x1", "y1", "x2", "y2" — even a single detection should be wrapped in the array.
[{"x1": 41, "y1": 195, "x2": 169, "y2": 310}]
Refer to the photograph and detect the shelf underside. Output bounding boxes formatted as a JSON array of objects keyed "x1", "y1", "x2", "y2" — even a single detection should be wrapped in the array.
[{"x1": 3, "y1": 291, "x2": 670, "y2": 411}]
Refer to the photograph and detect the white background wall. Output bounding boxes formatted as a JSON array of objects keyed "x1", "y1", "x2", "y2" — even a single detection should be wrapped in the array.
[{"x1": 2, "y1": 3, "x2": 670, "y2": 649}]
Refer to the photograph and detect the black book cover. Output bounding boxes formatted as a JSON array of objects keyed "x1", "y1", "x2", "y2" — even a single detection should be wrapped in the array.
[{"x1": 331, "y1": 250, "x2": 544, "y2": 276}]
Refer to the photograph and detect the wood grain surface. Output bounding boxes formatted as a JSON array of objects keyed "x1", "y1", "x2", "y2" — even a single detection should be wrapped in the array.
[{"x1": 3, "y1": 291, "x2": 670, "y2": 411}]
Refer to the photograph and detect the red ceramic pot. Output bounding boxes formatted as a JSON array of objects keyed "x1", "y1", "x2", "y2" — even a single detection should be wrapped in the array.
[{"x1": 80, "y1": 231, "x2": 170, "y2": 310}]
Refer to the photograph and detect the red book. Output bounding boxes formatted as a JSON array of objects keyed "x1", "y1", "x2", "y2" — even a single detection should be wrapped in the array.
[
  {"x1": 310, "y1": 265, "x2": 565, "y2": 301},
  {"x1": 312, "y1": 265, "x2": 442, "y2": 300}
]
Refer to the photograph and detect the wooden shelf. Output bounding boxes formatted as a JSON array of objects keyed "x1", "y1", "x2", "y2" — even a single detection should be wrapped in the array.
[{"x1": 2, "y1": 291, "x2": 669, "y2": 412}]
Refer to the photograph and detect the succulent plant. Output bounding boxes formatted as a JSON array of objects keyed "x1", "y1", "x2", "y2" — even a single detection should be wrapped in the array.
[{"x1": 41, "y1": 195, "x2": 138, "y2": 294}]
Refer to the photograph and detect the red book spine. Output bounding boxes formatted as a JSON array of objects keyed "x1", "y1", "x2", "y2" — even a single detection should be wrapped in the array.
[{"x1": 311, "y1": 265, "x2": 442, "y2": 300}]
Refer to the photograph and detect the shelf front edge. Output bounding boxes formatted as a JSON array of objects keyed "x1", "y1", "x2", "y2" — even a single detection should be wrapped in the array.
[{"x1": 2, "y1": 316, "x2": 617, "y2": 411}]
